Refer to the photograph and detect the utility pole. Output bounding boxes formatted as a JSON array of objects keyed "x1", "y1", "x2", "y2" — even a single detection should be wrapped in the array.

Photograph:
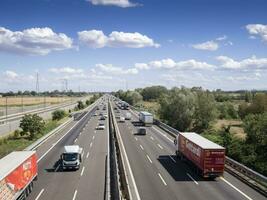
[
  {"x1": 36, "y1": 72, "x2": 39, "y2": 94},
  {"x1": 5, "y1": 97, "x2": 7, "y2": 124}
]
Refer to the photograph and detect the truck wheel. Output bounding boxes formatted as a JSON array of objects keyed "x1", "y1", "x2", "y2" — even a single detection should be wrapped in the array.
[
  {"x1": 25, "y1": 186, "x2": 30, "y2": 197},
  {"x1": 29, "y1": 182, "x2": 33, "y2": 193}
]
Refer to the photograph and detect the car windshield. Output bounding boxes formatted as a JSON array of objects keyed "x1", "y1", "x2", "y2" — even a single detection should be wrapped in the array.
[{"x1": 63, "y1": 153, "x2": 78, "y2": 161}]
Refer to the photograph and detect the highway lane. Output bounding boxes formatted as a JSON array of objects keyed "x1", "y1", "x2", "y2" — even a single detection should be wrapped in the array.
[
  {"x1": 27, "y1": 102, "x2": 108, "y2": 200},
  {"x1": 0, "y1": 102, "x2": 79, "y2": 137},
  {"x1": 116, "y1": 105, "x2": 266, "y2": 200},
  {"x1": 113, "y1": 104, "x2": 178, "y2": 200}
]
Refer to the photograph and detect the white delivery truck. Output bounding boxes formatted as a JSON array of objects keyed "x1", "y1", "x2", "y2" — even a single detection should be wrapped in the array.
[
  {"x1": 0, "y1": 151, "x2": 38, "y2": 200},
  {"x1": 139, "y1": 111, "x2": 153, "y2": 126},
  {"x1": 61, "y1": 145, "x2": 83, "y2": 170}
]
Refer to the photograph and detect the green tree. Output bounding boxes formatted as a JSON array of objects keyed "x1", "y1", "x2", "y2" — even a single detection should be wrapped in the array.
[
  {"x1": 193, "y1": 91, "x2": 217, "y2": 131},
  {"x1": 141, "y1": 86, "x2": 168, "y2": 101},
  {"x1": 243, "y1": 113, "x2": 267, "y2": 175},
  {"x1": 85, "y1": 99, "x2": 90, "y2": 106},
  {"x1": 221, "y1": 125, "x2": 233, "y2": 154},
  {"x1": 19, "y1": 114, "x2": 45, "y2": 140},
  {"x1": 52, "y1": 110, "x2": 66, "y2": 121},
  {"x1": 159, "y1": 89, "x2": 195, "y2": 131},
  {"x1": 77, "y1": 100, "x2": 85, "y2": 110}
]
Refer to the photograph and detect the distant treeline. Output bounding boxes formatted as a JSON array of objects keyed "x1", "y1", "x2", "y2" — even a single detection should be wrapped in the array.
[{"x1": 0, "y1": 90, "x2": 100, "y2": 97}]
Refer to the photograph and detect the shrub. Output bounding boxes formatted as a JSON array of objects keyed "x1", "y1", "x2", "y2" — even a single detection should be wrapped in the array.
[{"x1": 52, "y1": 110, "x2": 66, "y2": 121}]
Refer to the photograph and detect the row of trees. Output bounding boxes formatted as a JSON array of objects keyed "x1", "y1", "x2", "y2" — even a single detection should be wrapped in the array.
[{"x1": 0, "y1": 90, "x2": 90, "y2": 97}]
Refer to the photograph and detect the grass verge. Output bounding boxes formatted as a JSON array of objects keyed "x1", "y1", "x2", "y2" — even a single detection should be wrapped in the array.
[{"x1": 0, "y1": 117, "x2": 69, "y2": 159}]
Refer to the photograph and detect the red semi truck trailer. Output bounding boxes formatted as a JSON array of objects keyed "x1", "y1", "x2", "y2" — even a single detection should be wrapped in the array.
[
  {"x1": 174, "y1": 132, "x2": 225, "y2": 178},
  {"x1": 0, "y1": 151, "x2": 38, "y2": 200}
]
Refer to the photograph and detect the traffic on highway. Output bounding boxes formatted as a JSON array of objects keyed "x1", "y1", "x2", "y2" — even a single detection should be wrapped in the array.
[{"x1": 0, "y1": 95, "x2": 266, "y2": 200}]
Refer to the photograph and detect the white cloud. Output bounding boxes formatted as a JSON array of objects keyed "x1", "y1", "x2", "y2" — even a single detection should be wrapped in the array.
[
  {"x1": 216, "y1": 35, "x2": 227, "y2": 41},
  {"x1": 78, "y1": 30, "x2": 107, "y2": 48},
  {"x1": 134, "y1": 63, "x2": 150, "y2": 70},
  {"x1": 96, "y1": 63, "x2": 138, "y2": 75},
  {"x1": 192, "y1": 40, "x2": 218, "y2": 51},
  {"x1": 78, "y1": 30, "x2": 159, "y2": 48},
  {"x1": 49, "y1": 67, "x2": 83, "y2": 74},
  {"x1": 227, "y1": 75, "x2": 260, "y2": 82},
  {"x1": 216, "y1": 55, "x2": 267, "y2": 70},
  {"x1": 86, "y1": 0, "x2": 138, "y2": 8},
  {"x1": 4, "y1": 70, "x2": 18, "y2": 79},
  {"x1": 0, "y1": 27, "x2": 73, "y2": 55},
  {"x1": 246, "y1": 24, "x2": 267, "y2": 42},
  {"x1": 137, "y1": 58, "x2": 214, "y2": 70}
]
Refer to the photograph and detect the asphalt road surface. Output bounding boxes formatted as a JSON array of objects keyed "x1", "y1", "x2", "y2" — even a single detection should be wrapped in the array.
[{"x1": 27, "y1": 102, "x2": 108, "y2": 200}]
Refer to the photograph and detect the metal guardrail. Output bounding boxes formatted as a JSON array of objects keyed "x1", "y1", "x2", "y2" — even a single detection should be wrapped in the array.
[
  {"x1": 109, "y1": 101, "x2": 130, "y2": 200},
  {"x1": 24, "y1": 100, "x2": 99, "y2": 151},
  {"x1": 129, "y1": 103, "x2": 267, "y2": 196}
]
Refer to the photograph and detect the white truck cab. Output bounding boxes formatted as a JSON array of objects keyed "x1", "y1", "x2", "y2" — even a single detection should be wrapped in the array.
[{"x1": 61, "y1": 145, "x2": 83, "y2": 170}]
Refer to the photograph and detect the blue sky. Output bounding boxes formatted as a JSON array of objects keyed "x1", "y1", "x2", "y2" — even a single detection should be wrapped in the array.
[{"x1": 0, "y1": 0, "x2": 267, "y2": 92}]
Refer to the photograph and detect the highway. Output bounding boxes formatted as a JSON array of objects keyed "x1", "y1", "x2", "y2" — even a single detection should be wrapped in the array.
[
  {"x1": 0, "y1": 99, "x2": 84, "y2": 137},
  {"x1": 1, "y1": 95, "x2": 265, "y2": 200},
  {"x1": 27, "y1": 101, "x2": 108, "y2": 200},
  {"x1": 111, "y1": 102, "x2": 266, "y2": 200}
]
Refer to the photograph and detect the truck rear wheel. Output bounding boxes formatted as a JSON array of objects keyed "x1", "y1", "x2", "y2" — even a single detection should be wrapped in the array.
[{"x1": 29, "y1": 182, "x2": 33, "y2": 193}]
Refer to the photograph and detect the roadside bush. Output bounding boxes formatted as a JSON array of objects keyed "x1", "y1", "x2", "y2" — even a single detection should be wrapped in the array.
[
  {"x1": 19, "y1": 114, "x2": 45, "y2": 140},
  {"x1": 52, "y1": 110, "x2": 66, "y2": 121},
  {"x1": 85, "y1": 99, "x2": 90, "y2": 106},
  {"x1": 77, "y1": 101, "x2": 85, "y2": 110},
  {"x1": 13, "y1": 130, "x2": 21, "y2": 139}
]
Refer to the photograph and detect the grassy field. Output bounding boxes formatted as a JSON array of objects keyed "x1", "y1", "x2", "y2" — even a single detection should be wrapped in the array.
[
  {"x1": 0, "y1": 117, "x2": 69, "y2": 158},
  {"x1": 0, "y1": 96, "x2": 74, "y2": 106},
  {"x1": 135, "y1": 101, "x2": 160, "y2": 118},
  {"x1": 212, "y1": 119, "x2": 246, "y2": 139}
]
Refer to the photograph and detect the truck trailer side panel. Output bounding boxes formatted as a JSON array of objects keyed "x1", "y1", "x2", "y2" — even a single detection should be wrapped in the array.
[
  {"x1": 178, "y1": 133, "x2": 225, "y2": 178},
  {"x1": 0, "y1": 152, "x2": 37, "y2": 200}
]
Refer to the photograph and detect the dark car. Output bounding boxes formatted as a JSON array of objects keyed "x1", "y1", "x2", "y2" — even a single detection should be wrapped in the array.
[
  {"x1": 137, "y1": 127, "x2": 146, "y2": 135},
  {"x1": 99, "y1": 116, "x2": 105, "y2": 120}
]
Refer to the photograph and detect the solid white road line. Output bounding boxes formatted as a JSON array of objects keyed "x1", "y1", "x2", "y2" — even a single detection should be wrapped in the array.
[
  {"x1": 220, "y1": 177, "x2": 253, "y2": 200},
  {"x1": 140, "y1": 144, "x2": 144, "y2": 150},
  {"x1": 72, "y1": 190, "x2": 77, "y2": 200},
  {"x1": 55, "y1": 164, "x2": 60, "y2": 172},
  {"x1": 113, "y1": 108, "x2": 141, "y2": 200},
  {"x1": 187, "y1": 173, "x2": 198, "y2": 185},
  {"x1": 152, "y1": 126, "x2": 173, "y2": 143},
  {"x1": 37, "y1": 106, "x2": 95, "y2": 163},
  {"x1": 157, "y1": 144, "x2": 163, "y2": 149},
  {"x1": 35, "y1": 189, "x2": 44, "y2": 200},
  {"x1": 146, "y1": 155, "x2": 153, "y2": 163},
  {"x1": 150, "y1": 136, "x2": 154, "y2": 140},
  {"x1": 86, "y1": 152, "x2": 90, "y2": 158},
  {"x1": 169, "y1": 155, "x2": 176, "y2": 163},
  {"x1": 90, "y1": 142, "x2": 93, "y2": 148},
  {"x1": 158, "y1": 173, "x2": 167, "y2": 186},
  {"x1": 80, "y1": 166, "x2": 85, "y2": 176}
]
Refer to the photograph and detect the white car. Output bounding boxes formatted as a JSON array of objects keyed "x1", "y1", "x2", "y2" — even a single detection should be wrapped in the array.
[
  {"x1": 119, "y1": 117, "x2": 125, "y2": 123},
  {"x1": 96, "y1": 122, "x2": 105, "y2": 130},
  {"x1": 125, "y1": 112, "x2": 131, "y2": 120}
]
